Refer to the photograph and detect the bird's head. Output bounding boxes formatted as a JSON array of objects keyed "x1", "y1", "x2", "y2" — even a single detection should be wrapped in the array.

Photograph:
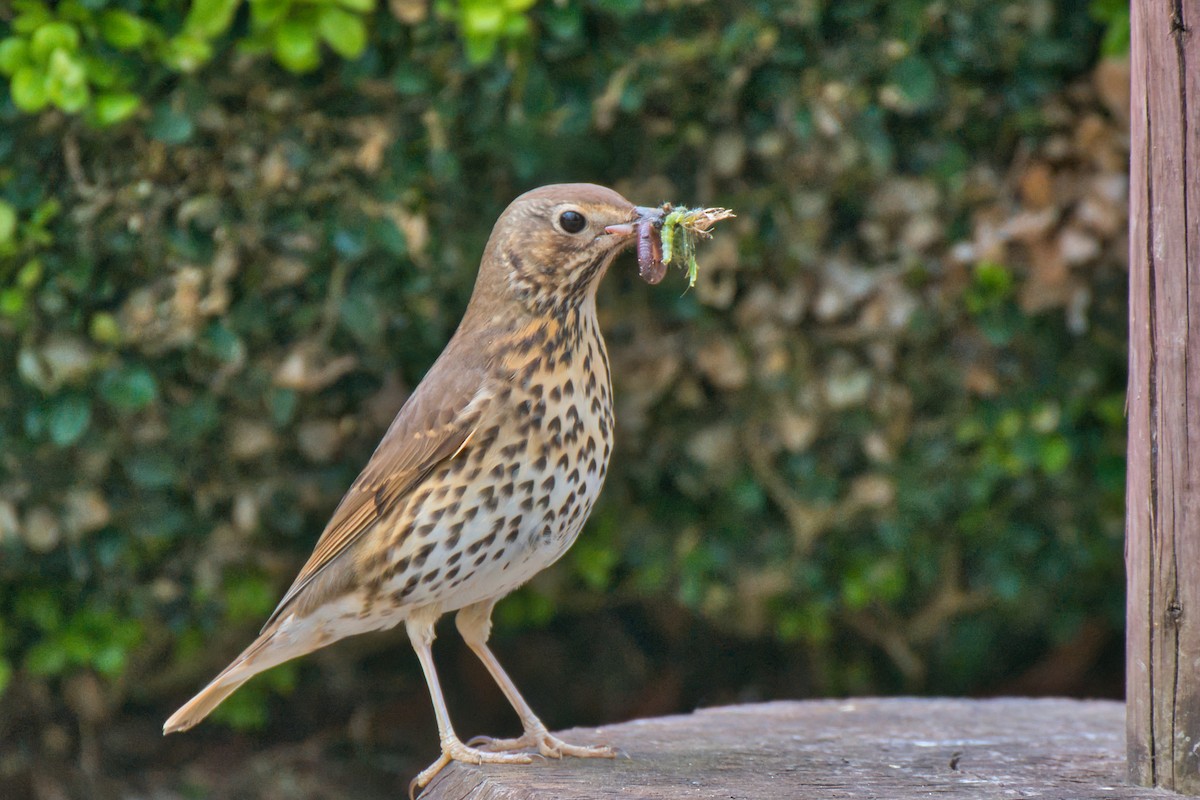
[{"x1": 475, "y1": 183, "x2": 662, "y2": 316}]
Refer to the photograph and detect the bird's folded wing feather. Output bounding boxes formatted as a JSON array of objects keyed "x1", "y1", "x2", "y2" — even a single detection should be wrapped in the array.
[{"x1": 262, "y1": 364, "x2": 491, "y2": 629}]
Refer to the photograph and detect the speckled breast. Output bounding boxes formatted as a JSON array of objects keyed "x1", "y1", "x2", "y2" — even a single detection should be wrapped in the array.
[{"x1": 374, "y1": 307, "x2": 614, "y2": 615}]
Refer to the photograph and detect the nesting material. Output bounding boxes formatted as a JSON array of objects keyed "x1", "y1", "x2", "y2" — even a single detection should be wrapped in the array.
[{"x1": 637, "y1": 205, "x2": 735, "y2": 287}]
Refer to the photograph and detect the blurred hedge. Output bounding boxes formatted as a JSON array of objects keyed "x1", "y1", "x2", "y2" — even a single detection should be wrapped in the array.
[{"x1": 1, "y1": 0, "x2": 1124, "y2": 766}]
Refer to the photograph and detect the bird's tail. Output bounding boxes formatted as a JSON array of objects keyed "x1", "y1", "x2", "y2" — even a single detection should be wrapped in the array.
[
  {"x1": 162, "y1": 670, "x2": 250, "y2": 735},
  {"x1": 163, "y1": 622, "x2": 308, "y2": 735}
]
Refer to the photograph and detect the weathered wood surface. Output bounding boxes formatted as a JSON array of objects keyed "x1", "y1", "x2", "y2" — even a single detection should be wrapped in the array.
[
  {"x1": 421, "y1": 698, "x2": 1172, "y2": 799},
  {"x1": 1127, "y1": 0, "x2": 1200, "y2": 793}
]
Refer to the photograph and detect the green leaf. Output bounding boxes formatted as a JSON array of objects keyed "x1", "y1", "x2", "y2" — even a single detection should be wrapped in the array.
[
  {"x1": 272, "y1": 20, "x2": 320, "y2": 73},
  {"x1": 332, "y1": 224, "x2": 367, "y2": 258},
  {"x1": 99, "y1": 365, "x2": 159, "y2": 412},
  {"x1": 91, "y1": 92, "x2": 141, "y2": 126},
  {"x1": 572, "y1": 539, "x2": 618, "y2": 591},
  {"x1": 169, "y1": 396, "x2": 220, "y2": 441},
  {"x1": 48, "y1": 395, "x2": 91, "y2": 446},
  {"x1": 161, "y1": 33, "x2": 214, "y2": 72},
  {"x1": 185, "y1": 0, "x2": 243, "y2": 38},
  {"x1": 268, "y1": 387, "x2": 297, "y2": 426},
  {"x1": 541, "y1": 2, "x2": 581, "y2": 39},
  {"x1": 503, "y1": 13, "x2": 529, "y2": 37},
  {"x1": 29, "y1": 22, "x2": 81, "y2": 62},
  {"x1": 887, "y1": 55, "x2": 937, "y2": 112},
  {"x1": 55, "y1": 80, "x2": 91, "y2": 113},
  {"x1": 89, "y1": 312, "x2": 122, "y2": 343},
  {"x1": 966, "y1": 261, "x2": 1014, "y2": 313},
  {"x1": 1040, "y1": 436, "x2": 1071, "y2": 475},
  {"x1": 1091, "y1": 0, "x2": 1130, "y2": 56},
  {"x1": 461, "y1": 3, "x2": 506, "y2": 37},
  {"x1": 25, "y1": 641, "x2": 68, "y2": 676},
  {"x1": 58, "y1": 630, "x2": 92, "y2": 664},
  {"x1": 232, "y1": 29, "x2": 270, "y2": 55},
  {"x1": 46, "y1": 49, "x2": 89, "y2": 113},
  {"x1": 100, "y1": 10, "x2": 149, "y2": 50},
  {"x1": 333, "y1": 0, "x2": 375, "y2": 12},
  {"x1": 463, "y1": 33, "x2": 499, "y2": 64},
  {"x1": 201, "y1": 322, "x2": 243, "y2": 362},
  {"x1": 92, "y1": 643, "x2": 128, "y2": 676},
  {"x1": 13, "y1": 4, "x2": 54, "y2": 36},
  {"x1": 123, "y1": 450, "x2": 179, "y2": 488},
  {"x1": 82, "y1": 54, "x2": 120, "y2": 89},
  {"x1": 30, "y1": 200, "x2": 59, "y2": 226},
  {"x1": 0, "y1": 659, "x2": 11, "y2": 698},
  {"x1": 370, "y1": 216, "x2": 407, "y2": 256},
  {"x1": 147, "y1": 105, "x2": 195, "y2": 143},
  {"x1": 1100, "y1": 20, "x2": 1130, "y2": 57},
  {"x1": 317, "y1": 7, "x2": 367, "y2": 59},
  {"x1": 0, "y1": 38, "x2": 30, "y2": 76},
  {"x1": 0, "y1": 201, "x2": 17, "y2": 246},
  {"x1": 340, "y1": 290, "x2": 384, "y2": 344},
  {"x1": 46, "y1": 46, "x2": 85, "y2": 84},
  {"x1": 10, "y1": 65, "x2": 49, "y2": 111},
  {"x1": 0, "y1": 290, "x2": 26, "y2": 317},
  {"x1": 16, "y1": 591, "x2": 63, "y2": 631},
  {"x1": 223, "y1": 572, "x2": 276, "y2": 621},
  {"x1": 249, "y1": 0, "x2": 294, "y2": 28},
  {"x1": 392, "y1": 66, "x2": 429, "y2": 94}
]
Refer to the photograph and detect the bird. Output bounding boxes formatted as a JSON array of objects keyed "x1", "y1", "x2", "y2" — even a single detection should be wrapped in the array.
[{"x1": 164, "y1": 183, "x2": 665, "y2": 792}]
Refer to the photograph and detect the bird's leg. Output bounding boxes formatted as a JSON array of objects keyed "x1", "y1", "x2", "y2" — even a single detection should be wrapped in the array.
[
  {"x1": 455, "y1": 601, "x2": 616, "y2": 759},
  {"x1": 406, "y1": 614, "x2": 535, "y2": 795}
]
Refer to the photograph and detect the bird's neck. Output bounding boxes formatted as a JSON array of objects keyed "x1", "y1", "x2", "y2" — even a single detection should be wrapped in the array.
[
  {"x1": 498, "y1": 299, "x2": 597, "y2": 351},
  {"x1": 463, "y1": 282, "x2": 600, "y2": 344},
  {"x1": 476, "y1": 240, "x2": 616, "y2": 320},
  {"x1": 458, "y1": 296, "x2": 603, "y2": 388}
]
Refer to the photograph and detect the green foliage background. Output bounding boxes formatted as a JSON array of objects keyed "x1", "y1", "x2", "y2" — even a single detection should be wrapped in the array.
[{"x1": 0, "y1": 0, "x2": 1128, "y2": 784}]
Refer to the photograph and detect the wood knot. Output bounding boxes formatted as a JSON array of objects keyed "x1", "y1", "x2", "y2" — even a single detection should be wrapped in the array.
[
  {"x1": 1167, "y1": 599, "x2": 1183, "y2": 622},
  {"x1": 1170, "y1": 8, "x2": 1189, "y2": 36}
]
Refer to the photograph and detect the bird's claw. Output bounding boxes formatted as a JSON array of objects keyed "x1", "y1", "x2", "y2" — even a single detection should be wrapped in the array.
[
  {"x1": 409, "y1": 738, "x2": 535, "y2": 798},
  {"x1": 468, "y1": 728, "x2": 617, "y2": 760}
]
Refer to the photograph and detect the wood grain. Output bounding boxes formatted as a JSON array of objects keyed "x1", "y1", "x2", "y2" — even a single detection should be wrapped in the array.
[
  {"x1": 1127, "y1": 0, "x2": 1200, "y2": 792},
  {"x1": 420, "y1": 698, "x2": 1173, "y2": 799}
]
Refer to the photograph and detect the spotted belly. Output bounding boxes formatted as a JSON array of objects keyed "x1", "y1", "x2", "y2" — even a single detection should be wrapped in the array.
[{"x1": 365, "y1": 365, "x2": 612, "y2": 616}]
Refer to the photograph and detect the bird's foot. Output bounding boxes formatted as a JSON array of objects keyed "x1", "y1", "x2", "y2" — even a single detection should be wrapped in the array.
[
  {"x1": 468, "y1": 726, "x2": 616, "y2": 759},
  {"x1": 409, "y1": 737, "x2": 535, "y2": 797}
]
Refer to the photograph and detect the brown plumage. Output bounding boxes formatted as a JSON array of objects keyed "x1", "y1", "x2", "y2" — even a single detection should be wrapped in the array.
[{"x1": 164, "y1": 184, "x2": 664, "y2": 792}]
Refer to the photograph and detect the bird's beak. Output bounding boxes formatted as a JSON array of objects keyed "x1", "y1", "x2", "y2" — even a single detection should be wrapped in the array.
[{"x1": 603, "y1": 205, "x2": 665, "y2": 237}]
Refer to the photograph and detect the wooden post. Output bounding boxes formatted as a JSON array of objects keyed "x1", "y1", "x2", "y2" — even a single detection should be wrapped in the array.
[{"x1": 1127, "y1": 0, "x2": 1200, "y2": 793}]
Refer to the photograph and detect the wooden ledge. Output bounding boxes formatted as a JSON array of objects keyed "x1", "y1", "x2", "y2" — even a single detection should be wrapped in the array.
[{"x1": 421, "y1": 698, "x2": 1174, "y2": 799}]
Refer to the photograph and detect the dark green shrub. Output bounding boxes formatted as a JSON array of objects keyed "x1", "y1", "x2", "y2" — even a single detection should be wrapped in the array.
[{"x1": 0, "y1": 0, "x2": 1118, "y2": 749}]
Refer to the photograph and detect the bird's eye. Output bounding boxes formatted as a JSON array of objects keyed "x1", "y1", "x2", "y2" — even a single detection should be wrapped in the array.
[{"x1": 558, "y1": 210, "x2": 587, "y2": 234}]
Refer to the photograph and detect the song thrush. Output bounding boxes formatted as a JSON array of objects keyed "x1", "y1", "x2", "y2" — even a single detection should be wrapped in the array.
[{"x1": 164, "y1": 184, "x2": 665, "y2": 790}]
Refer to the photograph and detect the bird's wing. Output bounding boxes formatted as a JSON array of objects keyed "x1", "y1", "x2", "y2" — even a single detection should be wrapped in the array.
[{"x1": 262, "y1": 362, "x2": 491, "y2": 629}]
